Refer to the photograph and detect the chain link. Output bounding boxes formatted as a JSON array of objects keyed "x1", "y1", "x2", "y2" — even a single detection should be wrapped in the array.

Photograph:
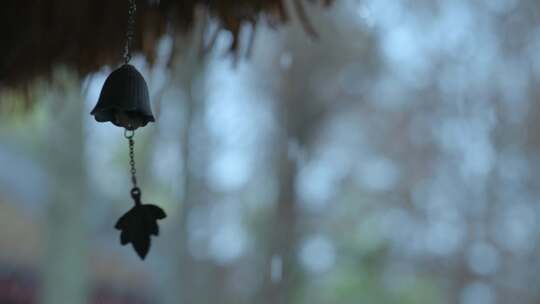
[{"x1": 123, "y1": 0, "x2": 137, "y2": 64}]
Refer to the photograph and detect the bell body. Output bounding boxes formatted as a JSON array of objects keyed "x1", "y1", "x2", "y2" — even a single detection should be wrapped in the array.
[{"x1": 91, "y1": 64, "x2": 155, "y2": 130}]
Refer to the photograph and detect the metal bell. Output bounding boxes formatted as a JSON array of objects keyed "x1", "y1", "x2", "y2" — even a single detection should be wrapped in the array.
[{"x1": 91, "y1": 64, "x2": 155, "y2": 130}]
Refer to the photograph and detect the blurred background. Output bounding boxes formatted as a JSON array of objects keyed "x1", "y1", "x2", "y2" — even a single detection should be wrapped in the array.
[{"x1": 2, "y1": 0, "x2": 540, "y2": 303}]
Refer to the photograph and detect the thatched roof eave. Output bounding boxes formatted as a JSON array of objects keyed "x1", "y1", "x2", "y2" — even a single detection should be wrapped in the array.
[{"x1": 0, "y1": 0, "x2": 333, "y2": 90}]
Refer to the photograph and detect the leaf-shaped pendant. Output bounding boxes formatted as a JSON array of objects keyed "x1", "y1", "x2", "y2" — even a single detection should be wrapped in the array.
[{"x1": 115, "y1": 191, "x2": 166, "y2": 259}]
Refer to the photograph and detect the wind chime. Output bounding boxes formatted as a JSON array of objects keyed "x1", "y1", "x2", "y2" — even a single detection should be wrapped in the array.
[{"x1": 90, "y1": 0, "x2": 166, "y2": 260}]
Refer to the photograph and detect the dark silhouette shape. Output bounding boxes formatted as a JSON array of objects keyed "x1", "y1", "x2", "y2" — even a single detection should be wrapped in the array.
[
  {"x1": 115, "y1": 188, "x2": 166, "y2": 259},
  {"x1": 91, "y1": 64, "x2": 155, "y2": 130}
]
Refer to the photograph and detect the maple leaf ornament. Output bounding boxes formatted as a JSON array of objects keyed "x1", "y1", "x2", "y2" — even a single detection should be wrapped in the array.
[{"x1": 115, "y1": 188, "x2": 166, "y2": 259}]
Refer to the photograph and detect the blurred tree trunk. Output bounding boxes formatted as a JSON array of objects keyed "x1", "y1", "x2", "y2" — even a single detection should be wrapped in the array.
[
  {"x1": 40, "y1": 69, "x2": 89, "y2": 304},
  {"x1": 261, "y1": 139, "x2": 300, "y2": 304},
  {"x1": 260, "y1": 10, "x2": 333, "y2": 302},
  {"x1": 158, "y1": 10, "x2": 217, "y2": 304},
  {"x1": 175, "y1": 49, "x2": 207, "y2": 304},
  {"x1": 261, "y1": 33, "x2": 310, "y2": 304}
]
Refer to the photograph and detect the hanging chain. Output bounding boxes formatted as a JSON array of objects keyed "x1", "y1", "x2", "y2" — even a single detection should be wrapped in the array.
[
  {"x1": 124, "y1": 129, "x2": 142, "y2": 205},
  {"x1": 124, "y1": 129, "x2": 138, "y2": 188},
  {"x1": 123, "y1": 0, "x2": 137, "y2": 64}
]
